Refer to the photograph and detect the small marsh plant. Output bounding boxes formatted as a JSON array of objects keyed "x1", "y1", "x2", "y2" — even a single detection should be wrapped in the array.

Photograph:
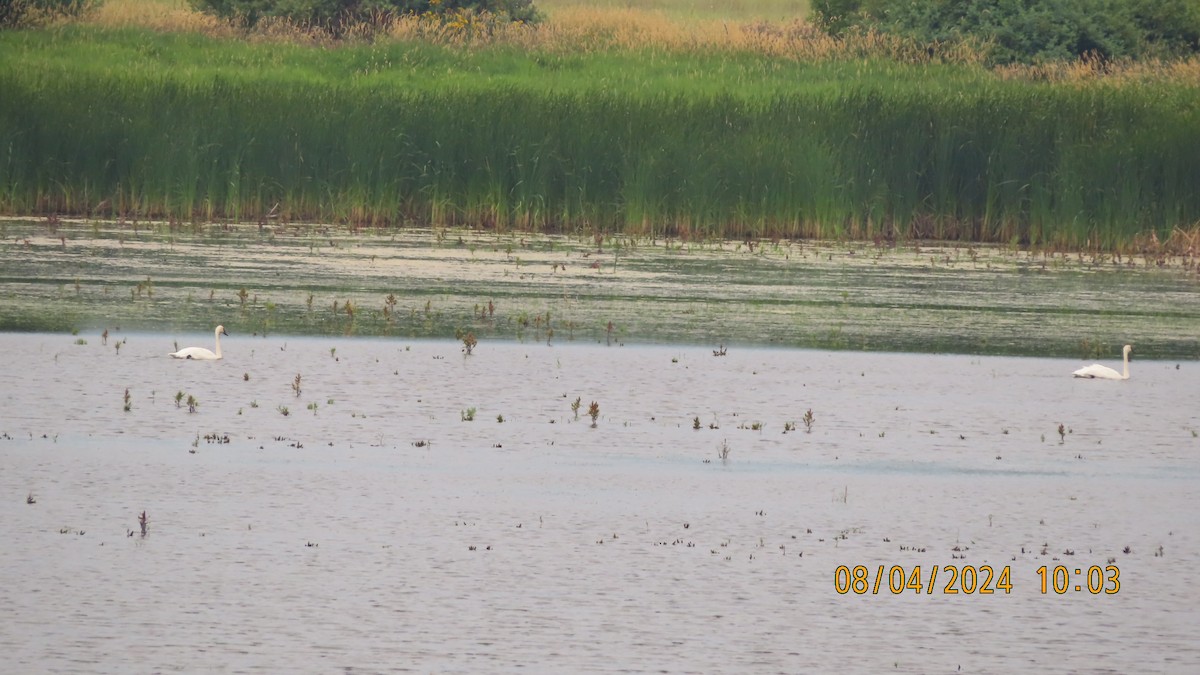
[
  {"x1": 461, "y1": 407, "x2": 476, "y2": 421},
  {"x1": 588, "y1": 401, "x2": 600, "y2": 427},
  {"x1": 718, "y1": 439, "x2": 731, "y2": 461},
  {"x1": 1058, "y1": 423, "x2": 1067, "y2": 444},
  {"x1": 174, "y1": 391, "x2": 184, "y2": 408},
  {"x1": 187, "y1": 395, "x2": 198, "y2": 413},
  {"x1": 123, "y1": 388, "x2": 132, "y2": 412},
  {"x1": 803, "y1": 408, "x2": 815, "y2": 433},
  {"x1": 462, "y1": 331, "x2": 477, "y2": 355},
  {"x1": 138, "y1": 510, "x2": 148, "y2": 537},
  {"x1": 292, "y1": 373, "x2": 302, "y2": 397},
  {"x1": 571, "y1": 396, "x2": 582, "y2": 420}
]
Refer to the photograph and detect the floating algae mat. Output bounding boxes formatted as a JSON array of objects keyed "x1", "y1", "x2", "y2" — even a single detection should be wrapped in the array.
[{"x1": 0, "y1": 219, "x2": 1198, "y2": 359}]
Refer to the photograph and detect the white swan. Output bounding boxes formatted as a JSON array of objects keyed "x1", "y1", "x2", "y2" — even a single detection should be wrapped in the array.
[
  {"x1": 170, "y1": 325, "x2": 228, "y2": 360},
  {"x1": 1073, "y1": 344, "x2": 1131, "y2": 380}
]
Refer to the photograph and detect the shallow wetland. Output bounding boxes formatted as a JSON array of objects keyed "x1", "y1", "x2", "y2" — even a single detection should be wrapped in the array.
[
  {"x1": 2, "y1": 219, "x2": 1199, "y2": 358},
  {"x1": 1, "y1": 220, "x2": 1199, "y2": 672}
]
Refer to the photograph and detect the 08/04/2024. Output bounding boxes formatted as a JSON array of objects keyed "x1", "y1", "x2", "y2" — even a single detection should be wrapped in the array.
[{"x1": 833, "y1": 564, "x2": 1121, "y2": 595}]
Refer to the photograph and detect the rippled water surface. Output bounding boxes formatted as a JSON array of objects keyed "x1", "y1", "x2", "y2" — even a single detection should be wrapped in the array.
[{"x1": 2, "y1": 333, "x2": 1198, "y2": 673}]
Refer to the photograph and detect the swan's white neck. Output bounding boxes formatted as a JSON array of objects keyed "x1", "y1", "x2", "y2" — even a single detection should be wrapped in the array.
[
  {"x1": 1121, "y1": 347, "x2": 1130, "y2": 379},
  {"x1": 213, "y1": 327, "x2": 223, "y2": 359}
]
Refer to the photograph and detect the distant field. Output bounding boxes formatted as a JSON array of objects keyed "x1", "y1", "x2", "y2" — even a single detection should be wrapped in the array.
[
  {"x1": 92, "y1": 0, "x2": 812, "y2": 23},
  {"x1": 536, "y1": 0, "x2": 810, "y2": 21}
]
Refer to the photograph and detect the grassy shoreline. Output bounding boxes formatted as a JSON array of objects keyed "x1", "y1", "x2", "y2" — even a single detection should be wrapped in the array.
[{"x1": 2, "y1": 5, "x2": 1199, "y2": 250}]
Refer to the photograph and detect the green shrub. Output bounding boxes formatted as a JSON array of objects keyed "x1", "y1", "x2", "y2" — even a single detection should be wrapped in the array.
[
  {"x1": 0, "y1": 0, "x2": 96, "y2": 28},
  {"x1": 811, "y1": 0, "x2": 1200, "y2": 64},
  {"x1": 189, "y1": 0, "x2": 540, "y2": 36}
]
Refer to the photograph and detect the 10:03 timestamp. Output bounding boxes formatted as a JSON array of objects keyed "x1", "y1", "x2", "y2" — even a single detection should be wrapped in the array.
[
  {"x1": 1037, "y1": 565, "x2": 1120, "y2": 594},
  {"x1": 832, "y1": 564, "x2": 1122, "y2": 595}
]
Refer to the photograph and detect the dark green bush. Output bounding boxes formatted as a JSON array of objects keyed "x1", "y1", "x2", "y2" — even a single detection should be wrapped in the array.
[
  {"x1": 189, "y1": 0, "x2": 540, "y2": 36},
  {"x1": 811, "y1": 0, "x2": 1200, "y2": 64},
  {"x1": 1, "y1": 0, "x2": 96, "y2": 28}
]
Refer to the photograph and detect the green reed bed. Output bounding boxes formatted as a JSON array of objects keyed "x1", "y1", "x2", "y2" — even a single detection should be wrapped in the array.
[{"x1": 1, "y1": 27, "x2": 1198, "y2": 248}]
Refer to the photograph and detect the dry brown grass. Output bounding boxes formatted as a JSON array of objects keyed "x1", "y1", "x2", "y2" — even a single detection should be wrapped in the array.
[
  {"x1": 57, "y1": 0, "x2": 1200, "y2": 81},
  {"x1": 994, "y1": 53, "x2": 1200, "y2": 86},
  {"x1": 90, "y1": 0, "x2": 226, "y2": 34},
  {"x1": 384, "y1": 8, "x2": 986, "y2": 66},
  {"x1": 71, "y1": 0, "x2": 966, "y2": 64}
]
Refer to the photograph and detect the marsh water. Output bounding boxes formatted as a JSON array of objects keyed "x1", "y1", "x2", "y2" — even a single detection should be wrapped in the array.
[
  {"x1": 1, "y1": 220, "x2": 1199, "y2": 673},
  {"x1": 2, "y1": 219, "x2": 1199, "y2": 358}
]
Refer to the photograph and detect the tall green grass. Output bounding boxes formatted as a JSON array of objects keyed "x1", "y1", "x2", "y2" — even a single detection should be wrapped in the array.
[{"x1": 1, "y1": 26, "x2": 1198, "y2": 247}]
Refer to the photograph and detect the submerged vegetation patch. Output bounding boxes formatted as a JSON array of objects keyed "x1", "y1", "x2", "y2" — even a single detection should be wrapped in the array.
[{"x1": 1, "y1": 221, "x2": 1197, "y2": 358}]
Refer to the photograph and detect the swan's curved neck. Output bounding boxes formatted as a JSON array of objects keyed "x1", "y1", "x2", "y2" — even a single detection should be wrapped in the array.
[
  {"x1": 214, "y1": 328, "x2": 223, "y2": 359},
  {"x1": 1122, "y1": 349, "x2": 1129, "y2": 379}
]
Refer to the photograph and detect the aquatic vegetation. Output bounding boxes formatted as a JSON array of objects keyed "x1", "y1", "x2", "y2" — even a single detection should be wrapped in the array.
[
  {"x1": 138, "y1": 510, "x2": 148, "y2": 537},
  {"x1": 693, "y1": 416, "x2": 701, "y2": 430},
  {"x1": 292, "y1": 373, "x2": 302, "y2": 397},
  {"x1": 571, "y1": 396, "x2": 581, "y2": 420},
  {"x1": 802, "y1": 408, "x2": 815, "y2": 433},
  {"x1": 278, "y1": 405, "x2": 290, "y2": 416},
  {"x1": 123, "y1": 388, "x2": 131, "y2": 412},
  {"x1": 461, "y1": 330, "x2": 478, "y2": 355},
  {"x1": 26, "y1": 492, "x2": 35, "y2": 504},
  {"x1": 462, "y1": 407, "x2": 476, "y2": 421},
  {"x1": 3, "y1": 22, "x2": 1199, "y2": 249},
  {"x1": 174, "y1": 391, "x2": 185, "y2": 408},
  {"x1": 1058, "y1": 423, "x2": 1067, "y2": 444},
  {"x1": 307, "y1": 401, "x2": 318, "y2": 414},
  {"x1": 187, "y1": 394, "x2": 198, "y2": 413},
  {"x1": 718, "y1": 438, "x2": 731, "y2": 461},
  {"x1": 588, "y1": 401, "x2": 599, "y2": 427}
]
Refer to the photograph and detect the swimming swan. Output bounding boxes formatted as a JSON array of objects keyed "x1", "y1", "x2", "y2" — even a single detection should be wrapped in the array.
[
  {"x1": 1073, "y1": 344, "x2": 1131, "y2": 380},
  {"x1": 170, "y1": 325, "x2": 228, "y2": 360}
]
